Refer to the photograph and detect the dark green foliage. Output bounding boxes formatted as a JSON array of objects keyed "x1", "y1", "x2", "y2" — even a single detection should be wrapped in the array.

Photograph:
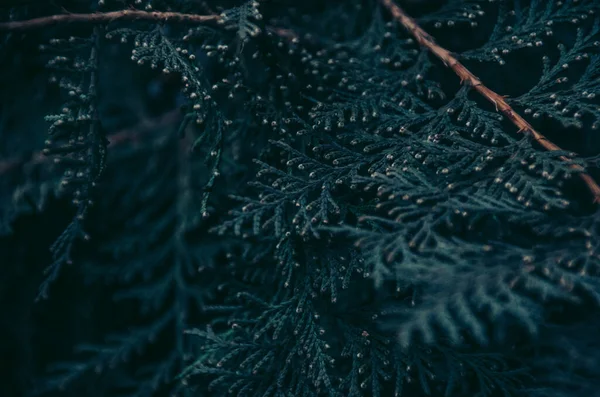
[
  {"x1": 2, "y1": 0, "x2": 600, "y2": 396},
  {"x1": 37, "y1": 27, "x2": 108, "y2": 300}
]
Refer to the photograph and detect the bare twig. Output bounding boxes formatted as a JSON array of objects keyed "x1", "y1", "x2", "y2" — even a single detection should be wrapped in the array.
[
  {"x1": 0, "y1": 8, "x2": 300, "y2": 44},
  {"x1": 0, "y1": 108, "x2": 181, "y2": 176},
  {"x1": 379, "y1": 0, "x2": 600, "y2": 202},
  {"x1": 0, "y1": 10, "x2": 219, "y2": 32},
  {"x1": 107, "y1": 108, "x2": 181, "y2": 146},
  {"x1": 267, "y1": 26, "x2": 299, "y2": 41}
]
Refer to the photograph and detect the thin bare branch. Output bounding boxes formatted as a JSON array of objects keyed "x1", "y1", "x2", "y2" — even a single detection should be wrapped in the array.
[
  {"x1": 379, "y1": 0, "x2": 600, "y2": 202},
  {"x1": 0, "y1": 10, "x2": 219, "y2": 32}
]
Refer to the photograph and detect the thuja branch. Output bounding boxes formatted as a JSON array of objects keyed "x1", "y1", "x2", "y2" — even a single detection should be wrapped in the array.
[
  {"x1": 379, "y1": 0, "x2": 600, "y2": 202},
  {"x1": 0, "y1": 108, "x2": 181, "y2": 176},
  {"x1": 0, "y1": 10, "x2": 219, "y2": 32}
]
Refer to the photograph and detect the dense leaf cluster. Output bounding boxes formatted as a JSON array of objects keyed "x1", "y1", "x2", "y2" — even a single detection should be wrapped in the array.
[{"x1": 1, "y1": 0, "x2": 600, "y2": 396}]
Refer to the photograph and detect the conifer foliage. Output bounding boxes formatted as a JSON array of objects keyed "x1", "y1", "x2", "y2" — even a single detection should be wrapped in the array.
[{"x1": 1, "y1": 0, "x2": 600, "y2": 396}]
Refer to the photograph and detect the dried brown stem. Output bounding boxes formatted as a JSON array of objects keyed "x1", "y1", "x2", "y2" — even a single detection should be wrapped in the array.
[
  {"x1": 267, "y1": 26, "x2": 299, "y2": 41},
  {"x1": 379, "y1": 0, "x2": 600, "y2": 202},
  {"x1": 0, "y1": 10, "x2": 219, "y2": 32}
]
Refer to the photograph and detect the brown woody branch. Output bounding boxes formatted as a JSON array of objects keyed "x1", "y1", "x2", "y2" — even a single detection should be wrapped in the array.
[
  {"x1": 379, "y1": 0, "x2": 600, "y2": 202},
  {"x1": 0, "y1": 9, "x2": 300, "y2": 42},
  {"x1": 0, "y1": 10, "x2": 219, "y2": 32},
  {"x1": 267, "y1": 26, "x2": 299, "y2": 41}
]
